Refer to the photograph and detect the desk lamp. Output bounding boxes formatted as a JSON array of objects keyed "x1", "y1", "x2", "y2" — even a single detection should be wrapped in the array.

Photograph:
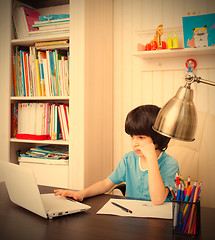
[{"x1": 153, "y1": 59, "x2": 215, "y2": 141}]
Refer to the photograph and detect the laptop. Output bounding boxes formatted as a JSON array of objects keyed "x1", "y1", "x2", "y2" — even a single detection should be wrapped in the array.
[{"x1": 1, "y1": 161, "x2": 91, "y2": 219}]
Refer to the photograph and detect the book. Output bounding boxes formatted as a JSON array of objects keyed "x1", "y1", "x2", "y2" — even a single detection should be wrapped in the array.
[
  {"x1": 19, "y1": 50, "x2": 28, "y2": 96},
  {"x1": 35, "y1": 40, "x2": 69, "y2": 47},
  {"x1": 28, "y1": 28, "x2": 69, "y2": 36},
  {"x1": 31, "y1": 21, "x2": 69, "y2": 31},
  {"x1": 18, "y1": 156, "x2": 68, "y2": 165},
  {"x1": 38, "y1": 51, "x2": 46, "y2": 96},
  {"x1": 28, "y1": 145, "x2": 69, "y2": 156},
  {"x1": 12, "y1": 46, "x2": 69, "y2": 97},
  {"x1": 13, "y1": 7, "x2": 40, "y2": 38},
  {"x1": 33, "y1": 18, "x2": 69, "y2": 25},
  {"x1": 11, "y1": 103, "x2": 18, "y2": 138},
  {"x1": 29, "y1": 46, "x2": 36, "y2": 96},
  {"x1": 58, "y1": 104, "x2": 69, "y2": 140},
  {"x1": 18, "y1": 103, "x2": 25, "y2": 134},
  {"x1": 11, "y1": 54, "x2": 17, "y2": 96},
  {"x1": 35, "y1": 44, "x2": 69, "y2": 51},
  {"x1": 15, "y1": 103, "x2": 69, "y2": 140},
  {"x1": 42, "y1": 57, "x2": 51, "y2": 96},
  {"x1": 38, "y1": 14, "x2": 69, "y2": 22},
  {"x1": 35, "y1": 49, "x2": 42, "y2": 96},
  {"x1": 51, "y1": 104, "x2": 62, "y2": 140}
]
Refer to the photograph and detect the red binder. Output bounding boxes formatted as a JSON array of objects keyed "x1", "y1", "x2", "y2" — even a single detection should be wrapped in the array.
[{"x1": 16, "y1": 134, "x2": 51, "y2": 140}]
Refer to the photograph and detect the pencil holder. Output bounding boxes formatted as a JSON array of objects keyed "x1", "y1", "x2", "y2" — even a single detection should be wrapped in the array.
[{"x1": 172, "y1": 199, "x2": 201, "y2": 236}]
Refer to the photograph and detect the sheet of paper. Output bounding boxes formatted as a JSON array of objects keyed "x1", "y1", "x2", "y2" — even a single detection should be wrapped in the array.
[{"x1": 97, "y1": 198, "x2": 172, "y2": 219}]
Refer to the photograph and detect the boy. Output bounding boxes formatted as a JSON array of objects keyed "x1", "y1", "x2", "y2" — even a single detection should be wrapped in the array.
[{"x1": 54, "y1": 105, "x2": 179, "y2": 205}]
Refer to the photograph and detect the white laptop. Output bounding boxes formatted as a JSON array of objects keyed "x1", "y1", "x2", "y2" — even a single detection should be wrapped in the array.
[{"x1": 1, "y1": 161, "x2": 91, "y2": 219}]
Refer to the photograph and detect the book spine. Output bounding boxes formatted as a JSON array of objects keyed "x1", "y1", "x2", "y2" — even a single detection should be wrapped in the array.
[
  {"x1": 38, "y1": 51, "x2": 46, "y2": 96},
  {"x1": 12, "y1": 54, "x2": 17, "y2": 96},
  {"x1": 20, "y1": 50, "x2": 26, "y2": 96},
  {"x1": 35, "y1": 48, "x2": 42, "y2": 96},
  {"x1": 35, "y1": 40, "x2": 68, "y2": 47},
  {"x1": 57, "y1": 105, "x2": 65, "y2": 140},
  {"x1": 23, "y1": 52, "x2": 30, "y2": 96}
]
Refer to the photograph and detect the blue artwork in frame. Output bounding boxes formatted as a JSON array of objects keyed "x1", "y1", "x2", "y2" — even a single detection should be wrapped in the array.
[{"x1": 182, "y1": 13, "x2": 215, "y2": 48}]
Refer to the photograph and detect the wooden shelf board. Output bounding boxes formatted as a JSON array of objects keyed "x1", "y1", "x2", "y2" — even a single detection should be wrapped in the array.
[
  {"x1": 133, "y1": 47, "x2": 215, "y2": 59},
  {"x1": 11, "y1": 33, "x2": 70, "y2": 46},
  {"x1": 10, "y1": 138, "x2": 69, "y2": 145},
  {"x1": 10, "y1": 96, "x2": 69, "y2": 101}
]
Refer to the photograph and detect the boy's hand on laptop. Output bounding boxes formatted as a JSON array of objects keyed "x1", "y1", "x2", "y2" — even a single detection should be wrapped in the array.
[{"x1": 54, "y1": 189, "x2": 84, "y2": 202}]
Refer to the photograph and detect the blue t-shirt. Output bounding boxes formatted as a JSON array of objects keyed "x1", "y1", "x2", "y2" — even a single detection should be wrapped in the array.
[{"x1": 108, "y1": 151, "x2": 179, "y2": 201}]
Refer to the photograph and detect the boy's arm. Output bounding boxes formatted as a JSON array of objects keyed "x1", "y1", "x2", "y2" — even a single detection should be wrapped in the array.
[
  {"x1": 81, "y1": 178, "x2": 115, "y2": 199},
  {"x1": 54, "y1": 178, "x2": 114, "y2": 201},
  {"x1": 140, "y1": 141, "x2": 169, "y2": 205},
  {"x1": 147, "y1": 152, "x2": 169, "y2": 205}
]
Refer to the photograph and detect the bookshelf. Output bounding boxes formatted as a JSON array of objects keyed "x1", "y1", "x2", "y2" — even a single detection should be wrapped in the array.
[{"x1": 0, "y1": 0, "x2": 113, "y2": 189}]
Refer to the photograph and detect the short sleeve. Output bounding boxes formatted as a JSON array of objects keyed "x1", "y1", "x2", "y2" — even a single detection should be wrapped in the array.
[
  {"x1": 108, "y1": 155, "x2": 127, "y2": 184},
  {"x1": 160, "y1": 156, "x2": 179, "y2": 190}
]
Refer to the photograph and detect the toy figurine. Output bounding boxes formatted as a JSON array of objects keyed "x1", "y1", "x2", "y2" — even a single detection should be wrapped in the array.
[
  {"x1": 150, "y1": 24, "x2": 164, "y2": 49},
  {"x1": 137, "y1": 24, "x2": 167, "y2": 51}
]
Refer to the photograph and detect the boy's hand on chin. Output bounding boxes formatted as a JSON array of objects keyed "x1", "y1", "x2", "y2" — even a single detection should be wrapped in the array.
[{"x1": 139, "y1": 140, "x2": 157, "y2": 160}]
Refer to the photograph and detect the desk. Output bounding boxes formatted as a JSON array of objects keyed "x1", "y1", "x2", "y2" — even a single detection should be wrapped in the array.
[{"x1": 0, "y1": 183, "x2": 214, "y2": 240}]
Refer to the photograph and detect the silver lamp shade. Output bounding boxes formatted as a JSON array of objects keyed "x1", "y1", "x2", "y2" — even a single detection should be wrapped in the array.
[{"x1": 153, "y1": 84, "x2": 197, "y2": 141}]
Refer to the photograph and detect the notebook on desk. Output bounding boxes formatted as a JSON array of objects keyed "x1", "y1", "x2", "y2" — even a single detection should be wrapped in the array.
[{"x1": 0, "y1": 161, "x2": 91, "y2": 219}]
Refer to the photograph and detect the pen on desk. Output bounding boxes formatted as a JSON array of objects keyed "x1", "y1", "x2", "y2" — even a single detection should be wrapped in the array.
[{"x1": 111, "y1": 202, "x2": 133, "y2": 213}]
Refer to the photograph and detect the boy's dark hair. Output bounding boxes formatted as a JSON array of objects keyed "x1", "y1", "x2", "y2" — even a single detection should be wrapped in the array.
[{"x1": 125, "y1": 105, "x2": 170, "y2": 151}]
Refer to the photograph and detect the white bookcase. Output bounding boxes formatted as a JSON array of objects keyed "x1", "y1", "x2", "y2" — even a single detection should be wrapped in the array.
[{"x1": 0, "y1": 0, "x2": 113, "y2": 189}]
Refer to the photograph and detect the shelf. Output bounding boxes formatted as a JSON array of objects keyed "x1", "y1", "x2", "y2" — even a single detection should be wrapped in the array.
[
  {"x1": 10, "y1": 138, "x2": 69, "y2": 145},
  {"x1": 10, "y1": 96, "x2": 69, "y2": 101},
  {"x1": 17, "y1": 0, "x2": 69, "y2": 9},
  {"x1": 11, "y1": 33, "x2": 70, "y2": 46},
  {"x1": 133, "y1": 46, "x2": 215, "y2": 59}
]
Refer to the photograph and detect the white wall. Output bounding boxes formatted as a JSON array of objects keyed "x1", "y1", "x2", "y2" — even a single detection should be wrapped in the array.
[
  {"x1": 0, "y1": 0, "x2": 12, "y2": 182},
  {"x1": 114, "y1": 0, "x2": 215, "y2": 207}
]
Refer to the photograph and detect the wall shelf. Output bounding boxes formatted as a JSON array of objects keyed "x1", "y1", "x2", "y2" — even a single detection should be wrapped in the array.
[{"x1": 133, "y1": 46, "x2": 215, "y2": 59}]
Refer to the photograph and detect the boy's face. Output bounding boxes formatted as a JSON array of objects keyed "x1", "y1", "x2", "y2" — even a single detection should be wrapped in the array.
[{"x1": 130, "y1": 135, "x2": 153, "y2": 158}]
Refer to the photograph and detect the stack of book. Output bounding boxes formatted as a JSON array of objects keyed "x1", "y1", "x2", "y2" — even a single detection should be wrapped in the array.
[
  {"x1": 13, "y1": 6, "x2": 70, "y2": 38},
  {"x1": 29, "y1": 14, "x2": 70, "y2": 36},
  {"x1": 12, "y1": 44, "x2": 69, "y2": 97},
  {"x1": 18, "y1": 145, "x2": 69, "y2": 165},
  {"x1": 11, "y1": 103, "x2": 69, "y2": 141},
  {"x1": 12, "y1": 6, "x2": 40, "y2": 39}
]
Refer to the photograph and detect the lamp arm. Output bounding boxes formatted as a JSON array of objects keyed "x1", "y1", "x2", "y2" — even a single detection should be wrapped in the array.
[{"x1": 194, "y1": 77, "x2": 215, "y2": 87}]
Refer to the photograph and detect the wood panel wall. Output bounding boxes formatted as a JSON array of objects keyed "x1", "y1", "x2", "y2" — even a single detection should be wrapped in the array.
[{"x1": 113, "y1": 0, "x2": 215, "y2": 166}]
